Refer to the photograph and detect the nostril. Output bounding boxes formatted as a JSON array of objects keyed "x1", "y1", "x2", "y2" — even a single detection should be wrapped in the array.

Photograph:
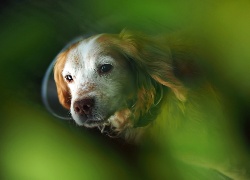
[
  {"x1": 75, "y1": 106, "x2": 80, "y2": 113},
  {"x1": 73, "y1": 102, "x2": 82, "y2": 114},
  {"x1": 83, "y1": 104, "x2": 90, "y2": 112}
]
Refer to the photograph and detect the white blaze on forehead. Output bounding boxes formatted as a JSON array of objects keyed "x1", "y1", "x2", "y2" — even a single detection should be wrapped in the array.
[
  {"x1": 62, "y1": 35, "x2": 103, "y2": 76},
  {"x1": 77, "y1": 35, "x2": 103, "y2": 58}
]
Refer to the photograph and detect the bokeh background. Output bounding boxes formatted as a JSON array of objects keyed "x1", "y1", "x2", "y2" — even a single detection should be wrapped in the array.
[{"x1": 1, "y1": 0, "x2": 250, "y2": 179}]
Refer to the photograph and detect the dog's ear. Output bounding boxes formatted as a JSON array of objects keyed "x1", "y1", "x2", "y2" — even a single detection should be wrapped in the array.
[
  {"x1": 54, "y1": 51, "x2": 71, "y2": 109},
  {"x1": 117, "y1": 30, "x2": 188, "y2": 102}
]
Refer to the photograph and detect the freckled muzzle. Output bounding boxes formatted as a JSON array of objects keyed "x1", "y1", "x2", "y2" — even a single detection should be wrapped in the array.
[{"x1": 71, "y1": 96, "x2": 116, "y2": 127}]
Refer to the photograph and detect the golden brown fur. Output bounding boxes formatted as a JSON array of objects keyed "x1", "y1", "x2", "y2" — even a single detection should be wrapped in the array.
[
  {"x1": 54, "y1": 29, "x2": 250, "y2": 179},
  {"x1": 54, "y1": 43, "x2": 79, "y2": 109},
  {"x1": 53, "y1": 30, "x2": 220, "y2": 138}
]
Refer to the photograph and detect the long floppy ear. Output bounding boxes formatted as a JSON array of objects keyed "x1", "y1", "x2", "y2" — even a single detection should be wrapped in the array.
[
  {"x1": 117, "y1": 29, "x2": 188, "y2": 102},
  {"x1": 54, "y1": 51, "x2": 71, "y2": 109}
]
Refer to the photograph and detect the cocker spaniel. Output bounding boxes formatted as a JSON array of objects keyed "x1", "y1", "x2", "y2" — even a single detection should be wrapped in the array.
[
  {"x1": 54, "y1": 30, "x2": 191, "y2": 140},
  {"x1": 54, "y1": 29, "x2": 249, "y2": 180}
]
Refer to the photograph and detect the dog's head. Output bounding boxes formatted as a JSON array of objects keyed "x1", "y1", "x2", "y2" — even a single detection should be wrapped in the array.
[{"x1": 54, "y1": 30, "x2": 188, "y2": 132}]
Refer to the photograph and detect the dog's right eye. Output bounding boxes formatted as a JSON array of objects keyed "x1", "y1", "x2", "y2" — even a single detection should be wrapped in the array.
[
  {"x1": 98, "y1": 64, "x2": 113, "y2": 75},
  {"x1": 65, "y1": 75, "x2": 73, "y2": 83}
]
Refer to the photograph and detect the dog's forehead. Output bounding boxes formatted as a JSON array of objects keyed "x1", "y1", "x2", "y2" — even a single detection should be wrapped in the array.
[
  {"x1": 68, "y1": 35, "x2": 101, "y2": 62},
  {"x1": 65, "y1": 34, "x2": 118, "y2": 66}
]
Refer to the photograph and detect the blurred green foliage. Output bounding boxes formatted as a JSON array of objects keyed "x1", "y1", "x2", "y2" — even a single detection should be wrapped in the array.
[
  {"x1": 1, "y1": 102, "x2": 134, "y2": 180},
  {"x1": 0, "y1": 0, "x2": 250, "y2": 179}
]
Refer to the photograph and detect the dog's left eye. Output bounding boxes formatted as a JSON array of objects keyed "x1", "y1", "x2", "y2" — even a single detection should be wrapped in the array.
[
  {"x1": 98, "y1": 64, "x2": 113, "y2": 74},
  {"x1": 65, "y1": 75, "x2": 73, "y2": 83}
]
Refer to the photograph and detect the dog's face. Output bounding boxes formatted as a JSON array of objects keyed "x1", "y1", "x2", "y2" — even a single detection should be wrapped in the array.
[
  {"x1": 56, "y1": 35, "x2": 136, "y2": 127},
  {"x1": 54, "y1": 30, "x2": 187, "y2": 131}
]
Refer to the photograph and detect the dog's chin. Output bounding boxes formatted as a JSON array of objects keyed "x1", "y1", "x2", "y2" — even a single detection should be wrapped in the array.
[
  {"x1": 82, "y1": 119, "x2": 107, "y2": 128},
  {"x1": 72, "y1": 114, "x2": 111, "y2": 128},
  {"x1": 72, "y1": 108, "x2": 132, "y2": 130}
]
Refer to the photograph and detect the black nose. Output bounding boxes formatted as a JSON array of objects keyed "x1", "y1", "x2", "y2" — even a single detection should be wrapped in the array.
[{"x1": 73, "y1": 98, "x2": 95, "y2": 116}]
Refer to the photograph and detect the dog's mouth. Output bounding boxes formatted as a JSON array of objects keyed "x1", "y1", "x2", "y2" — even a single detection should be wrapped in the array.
[
  {"x1": 74, "y1": 108, "x2": 132, "y2": 136},
  {"x1": 77, "y1": 112, "x2": 114, "y2": 128},
  {"x1": 81, "y1": 114, "x2": 120, "y2": 137},
  {"x1": 71, "y1": 106, "x2": 133, "y2": 138},
  {"x1": 83, "y1": 118, "x2": 109, "y2": 127}
]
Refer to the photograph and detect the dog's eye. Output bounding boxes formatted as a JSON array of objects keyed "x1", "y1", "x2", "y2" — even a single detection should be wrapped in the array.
[
  {"x1": 65, "y1": 75, "x2": 73, "y2": 83},
  {"x1": 98, "y1": 64, "x2": 113, "y2": 74}
]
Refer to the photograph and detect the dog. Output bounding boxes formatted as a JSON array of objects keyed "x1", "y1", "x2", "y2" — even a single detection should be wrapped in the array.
[
  {"x1": 54, "y1": 30, "x2": 191, "y2": 141},
  {"x1": 54, "y1": 29, "x2": 249, "y2": 179}
]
